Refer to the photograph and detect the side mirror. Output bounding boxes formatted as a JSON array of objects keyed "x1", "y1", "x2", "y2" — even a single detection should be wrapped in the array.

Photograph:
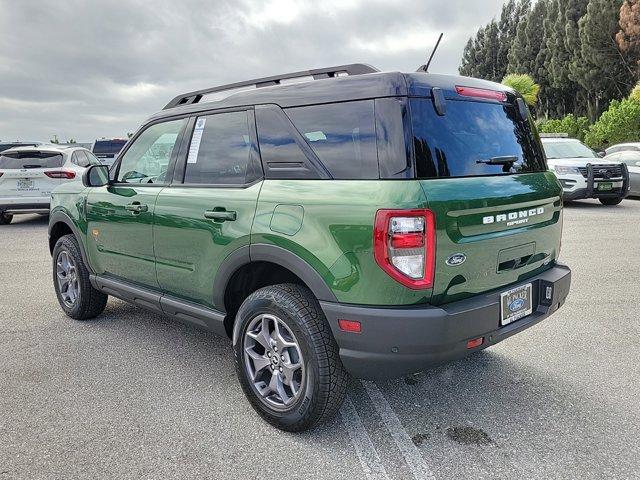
[
  {"x1": 597, "y1": 151, "x2": 606, "y2": 158},
  {"x1": 82, "y1": 164, "x2": 110, "y2": 187},
  {"x1": 635, "y1": 161, "x2": 640, "y2": 167}
]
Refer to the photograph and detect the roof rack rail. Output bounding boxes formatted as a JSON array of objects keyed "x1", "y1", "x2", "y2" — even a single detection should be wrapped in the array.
[{"x1": 163, "y1": 63, "x2": 380, "y2": 110}]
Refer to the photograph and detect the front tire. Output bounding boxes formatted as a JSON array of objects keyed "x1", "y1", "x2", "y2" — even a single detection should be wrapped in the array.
[
  {"x1": 53, "y1": 234, "x2": 108, "y2": 320},
  {"x1": 0, "y1": 213, "x2": 13, "y2": 225},
  {"x1": 599, "y1": 197, "x2": 623, "y2": 206},
  {"x1": 233, "y1": 284, "x2": 348, "y2": 432}
]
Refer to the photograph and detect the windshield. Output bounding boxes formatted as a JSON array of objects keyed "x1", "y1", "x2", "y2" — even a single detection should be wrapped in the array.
[
  {"x1": 0, "y1": 151, "x2": 64, "y2": 169},
  {"x1": 411, "y1": 98, "x2": 547, "y2": 178},
  {"x1": 542, "y1": 140, "x2": 598, "y2": 159}
]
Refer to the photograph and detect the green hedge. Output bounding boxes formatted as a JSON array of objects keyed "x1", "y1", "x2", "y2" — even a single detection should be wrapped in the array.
[
  {"x1": 584, "y1": 98, "x2": 640, "y2": 150},
  {"x1": 537, "y1": 115, "x2": 590, "y2": 142}
]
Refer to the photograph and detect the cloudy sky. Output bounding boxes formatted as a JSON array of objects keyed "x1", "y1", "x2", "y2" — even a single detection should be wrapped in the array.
[{"x1": 0, "y1": 0, "x2": 508, "y2": 142}]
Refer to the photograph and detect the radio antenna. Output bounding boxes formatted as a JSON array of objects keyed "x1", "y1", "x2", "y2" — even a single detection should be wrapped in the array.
[{"x1": 417, "y1": 33, "x2": 443, "y2": 72}]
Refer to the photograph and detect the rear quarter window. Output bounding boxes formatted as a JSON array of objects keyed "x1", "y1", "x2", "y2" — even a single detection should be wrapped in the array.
[
  {"x1": 410, "y1": 98, "x2": 546, "y2": 178},
  {"x1": 0, "y1": 152, "x2": 64, "y2": 169},
  {"x1": 285, "y1": 100, "x2": 378, "y2": 179}
]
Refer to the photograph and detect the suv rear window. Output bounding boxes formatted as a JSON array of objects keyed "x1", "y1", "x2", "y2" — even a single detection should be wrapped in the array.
[
  {"x1": 0, "y1": 152, "x2": 64, "y2": 169},
  {"x1": 411, "y1": 99, "x2": 546, "y2": 178},
  {"x1": 93, "y1": 140, "x2": 127, "y2": 156},
  {"x1": 285, "y1": 100, "x2": 378, "y2": 179}
]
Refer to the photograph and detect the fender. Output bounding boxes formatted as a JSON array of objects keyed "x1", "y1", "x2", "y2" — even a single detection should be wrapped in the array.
[
  {"x1": 48, "y1": 210, "x2": 93, "y2": 274},
  {"x1": 213, "y1": 243, "x2": 338, "y2": 312}
]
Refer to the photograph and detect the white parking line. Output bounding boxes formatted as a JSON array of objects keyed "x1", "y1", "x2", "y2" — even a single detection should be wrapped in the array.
[
  {"x1": 340, "y1": 395, "x2": 390, "y2": 480},
  {"x1": 363, "y1": 381, "x2": 436, "y2": 480}
]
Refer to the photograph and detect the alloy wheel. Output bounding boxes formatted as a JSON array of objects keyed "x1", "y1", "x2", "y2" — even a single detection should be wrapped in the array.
[
  {"x1": 56, "y1": 250, "x2": 79, "y2": 307},
  {"x1": 243, "y1": 313, "x2": 305, "y2": 409}
]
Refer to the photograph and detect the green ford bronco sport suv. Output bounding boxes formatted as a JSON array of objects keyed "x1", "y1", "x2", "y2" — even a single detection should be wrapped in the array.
[{"x1": 48, "y1": 64, "x2": 571, "y2": 431}]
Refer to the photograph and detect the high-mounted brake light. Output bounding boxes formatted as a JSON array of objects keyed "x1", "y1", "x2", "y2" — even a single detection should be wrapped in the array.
[
  {"x1": 45, "y1": 171, "x2": 76, "y2": 179},
  {"x1": 374, "y1": 209, "x2": 435, "y2": 289},
  {"x1": 456, "y1": 86, "x2": 507, "y2": 102}
]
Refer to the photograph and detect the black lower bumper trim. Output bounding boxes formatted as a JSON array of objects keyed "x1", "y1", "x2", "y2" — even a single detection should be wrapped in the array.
[
  {"x1": 320, "y1": 264, "x2": 571, "y2": 380},
  {"x1": 1, "y1": 203, "x2": 50, "y2": 213}
]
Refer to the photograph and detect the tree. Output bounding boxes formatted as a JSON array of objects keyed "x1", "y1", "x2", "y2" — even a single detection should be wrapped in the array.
[
  {"x1": 617, "y1": 0, "x2": 640, "y2": 78},
  {"x1": 50, "y1": 135, "x2": 59, "y2": 144},
  {"x1": 538, "y1": 114, "x2": 591, "y2": 141},
  {"x1": 502, "y1": 74, "x2": 541, "y2": 105},
  {"x1": 574, "y1": 0, "x2": 635, "y2": 122},
  {"x1": 584, "y1": 95, "x2": 640, "y2": 148}
]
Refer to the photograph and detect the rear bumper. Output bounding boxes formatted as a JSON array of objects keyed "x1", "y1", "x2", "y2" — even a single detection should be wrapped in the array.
[
  {"x1": 321, "y1": 263, "x2": 571, "y2": 380},
  {"x1": 0, "y1": 200, "x2": 50, "y2": 214}
]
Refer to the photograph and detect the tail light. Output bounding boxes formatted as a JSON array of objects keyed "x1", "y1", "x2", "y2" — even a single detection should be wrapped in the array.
[
  {"x1": 374, "y1": 209, "x2": 436, "y2": 289},
  {"x1": 456, "y1": 86, "x2": 507, "y2": 102},
  {"x1": 45, "y1": 170, "x2": 76, "y2": 179}
]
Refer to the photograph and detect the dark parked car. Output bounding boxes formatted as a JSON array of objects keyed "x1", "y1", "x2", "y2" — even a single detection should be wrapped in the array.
[{"x1": 91, "y1": 138, "x2": 128, "y2": 166}]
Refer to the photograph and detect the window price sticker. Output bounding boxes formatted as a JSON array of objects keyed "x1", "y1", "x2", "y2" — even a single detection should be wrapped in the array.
[{"x1": 187, "y1": 117, "x2": 207, "y2": 164}]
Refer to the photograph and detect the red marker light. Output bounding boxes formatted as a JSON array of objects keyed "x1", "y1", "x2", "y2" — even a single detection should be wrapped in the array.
[
  {"x1": 338, "y1": 319, "x2": 361, "y2": 334},
  {"x1": 466, "y1": 337, "x2": 484, "y2": 349},
  {"x1": 456, "y1": 86, "x2": 507, "y2": 102}
]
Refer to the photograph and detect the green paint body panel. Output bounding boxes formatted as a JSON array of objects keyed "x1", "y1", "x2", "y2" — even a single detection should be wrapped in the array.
[
  {"x1": 253, "y1": 180, "x2": 431, "y2": 305},
  {"x1": 49, "y1": 171, "x2": 563, "y2": 310},
  {"x1": 153, "y1": 184, "x2": 261, "y2": 308},
  {"x1": 85, "y1": 185, "x2": 160, "y2": 289}
]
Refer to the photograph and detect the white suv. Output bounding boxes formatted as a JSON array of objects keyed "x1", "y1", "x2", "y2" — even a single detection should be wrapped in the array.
[
  {"x1": 540, "y1": 135, "x2": 630, "y2": 206},
  {"x1": 0, "y1": 145, "x2": 100, "y2": 224}
]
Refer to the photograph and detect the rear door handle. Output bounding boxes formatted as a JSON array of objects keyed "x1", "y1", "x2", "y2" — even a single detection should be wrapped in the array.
[
  {"x1": 125, "y1": 203, "x2": 148, "y2": 213},
  {"x1": 204, "y1": 209, "x2": 237, "y2": 221}
]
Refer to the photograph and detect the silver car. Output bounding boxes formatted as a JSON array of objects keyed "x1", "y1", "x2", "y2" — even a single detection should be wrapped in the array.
[
  {"x1": 0, "y1": 145, "x2": 101, "y2": 224},
  {"x1": 604, "y1": 150, "x2": 640, "y2": 197}
]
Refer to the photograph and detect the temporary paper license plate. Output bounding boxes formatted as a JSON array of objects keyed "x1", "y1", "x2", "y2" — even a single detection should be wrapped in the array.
[
  {"x1": 597, "y1": 182, "x2": 613, "y2": 191},
  {"x1": 500, "y1": 283, "x2": 533, "y2": 326},
  {"x1": 17, "y1": 179, "x2": 34, "y2": 190}
]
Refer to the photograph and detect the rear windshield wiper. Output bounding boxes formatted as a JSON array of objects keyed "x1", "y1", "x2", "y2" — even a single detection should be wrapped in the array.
[{"x1": 476, "y1": 155, "x2": 519, "y2": 166}]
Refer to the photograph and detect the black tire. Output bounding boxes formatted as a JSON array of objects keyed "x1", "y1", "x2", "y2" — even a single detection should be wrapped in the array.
[
  {"x1": 599, "y1": 197, "x2": 623, "y2": 206},
  {"x1": 0, "y1": 213, "x2": 13, "y2": 225},
  {"x1": 233, "y1": 283, "x2": 348, "y2": 432},
  {"x1": 52, "y1": 234, "x2": 108, "y2": 320}
]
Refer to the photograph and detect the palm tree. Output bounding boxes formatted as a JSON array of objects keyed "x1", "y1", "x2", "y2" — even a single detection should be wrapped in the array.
[{"x1": 501, "y1": 74, "x2": 540, "y2": 106}]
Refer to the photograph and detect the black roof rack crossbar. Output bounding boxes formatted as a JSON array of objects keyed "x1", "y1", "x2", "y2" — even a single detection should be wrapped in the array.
[{"x1": 163, "y1": 63, "x2": 380, "y2": 110}]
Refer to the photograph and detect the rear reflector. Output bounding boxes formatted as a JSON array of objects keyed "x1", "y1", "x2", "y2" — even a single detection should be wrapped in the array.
[
  {"x1": 466, "y1": 337, "x2": 484, "y2": 349},
  {"x1": 456, "y1": 86, "x2": 507, "y2": 102},
  {"x1": 338, "y1": 319, "x2": 361, "y2": 333},
  {"x1": 45, "y1": 171, "x2": 76, "y2": 179}
]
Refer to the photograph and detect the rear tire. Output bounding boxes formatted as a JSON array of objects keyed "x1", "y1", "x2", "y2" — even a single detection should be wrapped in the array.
[
  {"x1": 53, "y1": 234, "x2": 108, "y2": 320},
  {"x1": 0, "y1": 213, "x2": 13, "y2": 225},
  {"x1": 599, "y1": 197, "x2": 623, "y2": 206},
  {"x1": 233, "y1": 284, "x2": 348, "y2": 432}
]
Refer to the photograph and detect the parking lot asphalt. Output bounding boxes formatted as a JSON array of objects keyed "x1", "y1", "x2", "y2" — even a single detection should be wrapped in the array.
[{"x1": 1, "y1": 199, "x2": 639, "y2": 480}]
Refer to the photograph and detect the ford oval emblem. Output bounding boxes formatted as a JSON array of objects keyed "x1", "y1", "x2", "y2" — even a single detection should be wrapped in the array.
[
  {"x1": 509, "y1": 298, "x2": 525, "y2": 312},
  {"x1": 446, "y1": 253, "x2": 466, "y2": 266}
]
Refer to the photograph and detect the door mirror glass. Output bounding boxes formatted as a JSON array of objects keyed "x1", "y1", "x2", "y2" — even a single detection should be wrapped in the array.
[{"x1": 83, "y1": 164, "x2": 110, "y2": 187}]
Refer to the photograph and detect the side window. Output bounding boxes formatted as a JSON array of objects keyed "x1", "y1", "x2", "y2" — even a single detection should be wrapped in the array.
[
  {"x1": 117, "y1": 119, "x2": 186, "y2": 184},
  {"x1": 73, "y1": 151, "x2": 90, "y2": 168},
  {"x1": 285, "y1": 100, "x2": 378, "y2": 179},
  {"x1": 256, "y1": 106, "x2": 322, "y2": 180},
  {"x1": 183, "y1": 111, "x2": 252, "y2": 185}
]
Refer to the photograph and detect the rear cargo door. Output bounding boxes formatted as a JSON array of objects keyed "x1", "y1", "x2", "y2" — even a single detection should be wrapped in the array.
[
  {"x1": 410, "y1": 94, "x2": 563, "y2": 306},
  {"x1": 0, "y1": 151, "x2": 67, "y2": 199}
]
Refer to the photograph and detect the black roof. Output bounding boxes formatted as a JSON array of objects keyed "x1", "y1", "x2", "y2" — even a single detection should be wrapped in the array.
[{"x1": 148, "y1": 65, "x2": 514, "y2": 123}]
